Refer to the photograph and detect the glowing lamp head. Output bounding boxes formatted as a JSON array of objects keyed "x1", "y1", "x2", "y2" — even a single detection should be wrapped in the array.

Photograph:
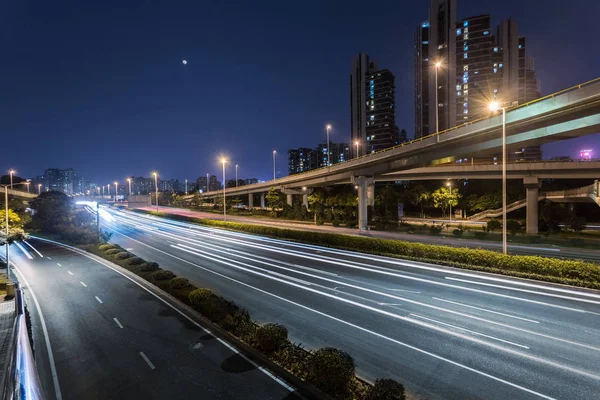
[
  {"x1": 326, "y1": 124, "x2": 332, "y2": 130},
  {"x1": 221, "y1": 158, "x2": 227, "y2": 165},
  {"x1": 435, "y1": 62, "x2": 442, "y2": 68},
  {"x1": 489, "y1": 101, "x2": 500, "y2": 112}
]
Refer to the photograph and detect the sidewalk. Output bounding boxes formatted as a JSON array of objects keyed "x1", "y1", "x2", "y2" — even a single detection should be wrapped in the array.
[{"x1": 0, "y1": 298, "x2": 16, "y2": 375}]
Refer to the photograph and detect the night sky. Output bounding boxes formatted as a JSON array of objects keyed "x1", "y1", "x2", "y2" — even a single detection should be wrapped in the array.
[{"x1": 1, "y1": 0, "x2": 598, "y2": 184}]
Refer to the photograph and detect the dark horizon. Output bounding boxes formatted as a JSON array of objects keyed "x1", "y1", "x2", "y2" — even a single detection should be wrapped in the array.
[{"x1": 2, "y1": 0, "x2": 598, "y2": 184}]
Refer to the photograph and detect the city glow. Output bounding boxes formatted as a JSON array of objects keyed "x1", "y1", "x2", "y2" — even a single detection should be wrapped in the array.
[{"x1": 580, "y1": 149, "x2": 593, "y2": 160}]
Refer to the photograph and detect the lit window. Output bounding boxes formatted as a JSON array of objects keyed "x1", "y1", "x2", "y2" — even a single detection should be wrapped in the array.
[
  {"x1": 422, "y1": 22, "x2": 430, "y2": 28},
  {"x1": 464, "y1": 46, "x2": 468, "y2": 51},
  {"x1": 499, "y1": 63, "x2": 503, "y2": 68},
  {"x1": 493, "y1": 89, "x2": 498, "y2": 93},
  {"x1": 457, "y1": 91, "x2": 461, "y2": 96},
  {"x1": 493, "y1": 68, "x2": 498, "y2": 73},
  {"x1": 474, "y1": 71, "x2": 478, "y2": 74},
  {"x1": 370, "y1": 115, "x2": 375, "y2": 121},
  {"x1": 464, "y1": 53, "x2": 468, "y2": 58},
  {"x1": 493, "y1": 47, "x2": 499, "y2": 52},
  {"x1": 464, "y1": 27, "x2": 468, "y2": 34},
  {"x1": 422, "y1": 41, "x2": 429, "y2": 44},
  {"x1": 463, "y1": 71, "x2": 468, "y2": 77},
  {"x1": 463, "y1": 65, "x2": 468, "y2": 71},
  {"x1": 464, "y1": 109, "x2": 468, "y2": 114},
  {"x1": 424, "y1": 58, "x2": 429, "y2": 61},
  {"x1": 464, "y1": 34, "x2": 469, "y2": 39},
  {"x1": 464, "y1": 90, "x2": 468, "y2": 95},
  {"x1": 456, "y1": 85, "x2": 461, "y2": 90},
  {"x1": 518, "y1": 44, "x2": 523, "y2": 49},
  {"x1": 483, "y1": 30, "x2": 489, "y2": 35},
  {"x1": 462, "y1": 77, "x2": 468, "y2": 83},
  {"x1": 464, "y1": 21, "x2": 469, "y2": 27},
  {"x1": 370, "y1": 106, "x2": 374, "y2": 110},
  {"x1": 463, "y1": 103, "x2": 468, "y2": 108},
  {"x1": 493, "y1": 63, "x2": 498, "y2": 67},
  {"x1": 463, "y1": 84, "x2": 468, "y2": 89},
  {"x1": 370, "y1": 80, "x2": 374, "y2": 85},
  {"x1": 456, "y1": 28, "x2": 462, "y2": 35}
]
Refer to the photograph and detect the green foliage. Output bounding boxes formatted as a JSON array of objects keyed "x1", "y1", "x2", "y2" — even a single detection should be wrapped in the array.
[
  {"x1": 114, "y1": 251, "x2": 132, "y2": 260},
  {"x1": 404, "y1": 184, "x2": 431, "y2": 218},
  {"x1": 540, "y1": 201, "x2": 566, "y2": 233},
  {"x1": 254, "y1": 323, "x2": 289, "y2": 354},
  {"x1": 105, "y1": 248, "x2": 120, "y2": 255},
  {"x1": 140, "y1": 261, "x2": 160, "y2": 272},
  {"x1": 307, "y1": 347, "x2": 355, "y2": 398},
  {"x1": 506, "y1": 220, "x2": 522, "y2": 235},
  {"x1": 169, "y1": 277, "x2": 190, "y2": 289},
  {"x1": 452, "y1": 229, "x2": 463, "y2": 238},
  {"x1": 316, "y1": 218, "x2": 325, "y2": 226},
  {"x1": 429, "y1": 224, "x2": 443, "y2": 236},
  {"x1": 332, "y1": 220, "x2": 340, "y2": 227},
  {"x1": 486, "y1": 219, "x2": 501, "y2": 232},
  {"x1": 125, "y1": 257, "x2": 144, "y2": 266},
  {"x1": 152, "y1": 270, "x2": 175, "y2": 280},
  {"x1": 465, "y1": 192, "x2": 501, "y2": 214},
  {"x1": 266, "y1": 187, "x2": 285, "y2": 213},
  {"x1": 366, "y1": 379, "x2": 406, "y2": 400},
  {"x1": 188, "y1": 288, "x2": 213, "y2": 305},
  {"x1": 273, "y1": 344, "x2": 310, "y2": 379},
  {"x1": 99, "y1": 244, "x2": 115, "y2": 251},
  {"x1": 432, "y1": 185, "x2": 461, "y2": 217}
]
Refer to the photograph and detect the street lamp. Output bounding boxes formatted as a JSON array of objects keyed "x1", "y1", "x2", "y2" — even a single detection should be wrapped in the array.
[
  {"x1": 434, "y1": 62, "x2": 442, "y2": 139},
  {"x1": 354, "y1": 140, "x2": 360, "y2": 158},
  {"x1": 489, "y1": 100, "x2": 507, "y2": 255},
  {"x1": 127, "y1": 178, "x2": 132, "y2": 196},
  {"x1": 446, "y1": 181, "x2": 452, "y2": 221},
  {"x1": 221, "y1": 158, "x2": 227, "y2": 221},
  {"x1": 326, "y1": 124, "x2": 332, "y2": 166},
  {"x1": 153, "y1": 172, "x2": 159, "y2": 212},
  {"x1": 206, "y1": 173, "x2": 210, "y2": 192},
  {"x1": 9, "y1": 170, "x2": 15, "y2": 189},
  {"x1": 38, "y1": 184, "x2": 42, "y2": 194},
  {"x1": 25, "y1": 182, "x2": 30, "y2": 193},
  {"x1": 272, "y1": 150, "x2": 277, "y2": 181},
  {"x1": 235, "y1": 164, "x2": 239, "y2": 187},
  {"x1": 185, "y1": 179, "x2": 188, "y2": 195},
  {"x1": 114, "y1": 182, "x2": 118, "y2": 202}
]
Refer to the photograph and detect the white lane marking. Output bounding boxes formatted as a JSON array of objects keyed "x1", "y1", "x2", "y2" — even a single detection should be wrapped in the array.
[
  {"x1": 47, "y1": 257, "x2": 51, "y2": 260},
  {"x1": 126, "y1": 248, "x2": 133, "y2": 251},
  {"x1": 23, "y1": 241, "x2": 44, "y2": 257},
  {"x1": 585, "y1": 330, "x2": 600, "y2": 337},
  {"x1": 12, "y1": 266, "x2": 63, "y2": 400},
  {"x1": 109, "y1": 238, "x2": 556, "y2": 399},
  {"x1": 409, "y1": 314, "x2": 530, "y2": 349},
  {"x1": 172, "y1": 243, "x2": 600, "y2": 355},
  {"x1": 292, "y1": 264, "x2": 338, "y2": 276},
  {"x1": 67, "y1": 271, "x2": 74, "y2": 276},
  {"x1": 57, "y1": 263, "x2": 62, "y2": 267},
  {"x1": 378, "y1": 303, "x2": 403, "y2": 306},
  {"x1": 80, "y1": 281, "x2": 87, "y2": 288},
  {"x1": 445, "y1": 277, "x2": 600, "y2": 306},
  {"x1": 433, "y1": 298, "x2": 539, "y2": 324},
  {"x1": 143, "y1": 224, "x2": 595, "y2": 311},
  {"x1": 95, "y1": 296, "x2": 103, "y2": 304},
  {"x1": 388, "y1": 289, "x2": 421, "y2": 294},
  {"x1": 113, "y1": 318, "x2": 124, "y2": 328},
  {"x1": 30, "y1": 236, "x2": 296, "y2": 393},
  {"x1": 15, "y1": 242, "x2": 33, "y2": 259},
  {"x1": 139, "y1": 351, "x2": 155, "y2": 370}
]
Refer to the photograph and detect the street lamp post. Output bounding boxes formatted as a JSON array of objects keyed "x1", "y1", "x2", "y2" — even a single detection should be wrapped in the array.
[
  {"x1": 114, "y1": 182, "x2": 118, "y2": 202},
  {"x1": 153, "y1": 172, "x2": 159, "y2": 212},
  {"x1": 446, "y1": 181, "x2": 452, "y2": 221},
  {"x1": 9, "y1": 170, "x2": 15, "y2": 189},
  {"x1": 435, "y1": 62, "x2": 441, "y2": 140},
  {"x1": 185, "y1": 179, "x2": 188, "y2": 195},
  {"x1": 38, "y1": 184, "x2": 42, "y2": 194},
  {"x1": 354, "y1": 141, "x2": 359, "y2": 158},
  {"x1": 273, "y1": 150, "x2": 277, "y2": 180},
  {"x1": 326, "y1": 125, "x2": 332, "y2": 166},
  {"x1": 235, "y1": 164, "x2": 239, "y2": 187},
  {"x1": 221, "y1": 158, "x2": 227, "y2": 221},
  {"x1": 489, "y1": 101, "x2": 507, "y2": 255},
  {"x1": 25, "y1": 182, "x2": 30, "y2": 193},
  {"x1": 127, "y1": 178, "x2": 132, "y2": 196}
]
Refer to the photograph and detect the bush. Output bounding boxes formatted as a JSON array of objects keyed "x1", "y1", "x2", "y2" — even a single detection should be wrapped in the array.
[
  {"x1": 99, "y1": 244, "x2": 115, "y2": 251},
  {"x1": 429, "y1": 224, "x2": 443, "y2": 236},
  {"x1": 506, "y1": 220, "x2": 522, "y2": 236},
  {"x1": 152, "y1": 270, "x2": 175, "y2": 280},
  {"x1": 316, "y1": 218, "x2": 325, "y2": 226},
  {"x1": 332, "y1": 220, "x2": 340, "y2": 227},
  {"x1": 255, "y1": 323, "x2": 288, "y2": 354},
  {"x1": 570, "y1": 238, "x2": 585, "y2": 247},
  {"x1": 125, "y1": 257, "x2": 144, "y2": 266},
  {"x1": 367, "y1": 379, "x2": 406, "y2": 400},
  {"x1": 473, "y1": 231, "x2": 487, "y2": 240},
  {"x1": 105, "y1": 249, "x2": 120, "y2": 255},
  {"x1": 452, "y1": 229, "x2": 463, "y2": 238},
  {"x1": 486, "y1": 219, "x2": 501, "y2": 232},
  {"x1": 169, "y1": 277, "x2": 189, "y2": 289},
  {"x1": 220, "y1": 308, "x2": 252, "y2": 334},
  {"x1": 140, "y1": 262, "x2": 159, "y2": 272},
  {"x1": 115, "y1": 251, "x2": 132, "y2": 260},
  {"x1": 307, "y1": 347, "x2": 355, "y2": 398},
  {"x1": 273, "y1": 344, "x2": 310, "y2": 379}
]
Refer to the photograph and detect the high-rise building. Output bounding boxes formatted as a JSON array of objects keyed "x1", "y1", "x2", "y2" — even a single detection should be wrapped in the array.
[
  {"x1": 288, "y1": 148, "x2": 317, "y2": 175},
  {"x1": 317, "y1": 142, "x2": 350, "y2": 168},
  {"x1": 196, "y1": 176, "x2": 208, "y2": 193},
  {"x1": 350, "y1": 53, "x2": 400, "y2": 156},
  {"x1": 208, "y1": 175, "x2": 220, "y2": 191},
  {"x1": 414, "y1": 21, "x2": 431, "y2": 139}
]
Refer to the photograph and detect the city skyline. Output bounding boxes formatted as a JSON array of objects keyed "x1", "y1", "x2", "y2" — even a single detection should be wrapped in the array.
[{"x1": 1, "y1": 0, "x2": 598, "y2": 183}]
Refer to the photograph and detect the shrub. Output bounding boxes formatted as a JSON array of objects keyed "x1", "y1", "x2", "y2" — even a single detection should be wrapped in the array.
[
  {"x1": 316, "y1": 218, "x2": 325, "y2": 226},
  {"x1": 486, "y1": 219, "x2": 501, "y2": 232},
  {"x1": 115, "y1": 251, "x2": 132, "y2": 260},
  {"x1": 99, "y1": 244, "x2": 115, "y2": 251},
  {"x1": 152, "y1": 270, "x2": 175, "y2": 280},
  {"x1": 140, "y1": 262, "x2": 159, "y2": 272},
  {"x1": 188, "y1": 288, "x2": 213, "y2": 306},
  {"x1": 169, "y1": 277, "x2": 189, "y2": 289},
  {"x1": 307, "y1": 347, "x2": 355, "y2": 398},
  {"x1": 367, "y1": 379, "x2": 406, "y2": 400},
  {"x1": 105, "y1": 249, "x2": 120, "y2": 255},
  {"x1": 220, "y1": 308, "x2": 252, "y2": 334},
  {"x1": 473, "y1": 231, "x2": 487, "y2": 240},
  {"x1": 429, "y1": 224, "x2": 443, "y2": 236},
  {"x1": 570, "y1": 238, "x2": 585, "y2": 247},
  {"x1": 506, "y1": 220, "x2": 522, "y2": 236},
  {"x1": 332, "y1": 220, "x2": 340, "y2": 227},
  {"x1": 255, "y1": 323, "x2": 288, "y2": 354},
  {"x1": 452, "y1": 229, "x2": 463, "y2": 238},
  {"x1": 273, "y1": 344, "x2": 310, "y2": 379},
  {"x1": 125, "y1": 257, "x2": 144, "y2": 266}
]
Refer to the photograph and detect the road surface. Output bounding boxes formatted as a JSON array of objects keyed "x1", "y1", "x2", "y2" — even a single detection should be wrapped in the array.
[
  {"x1": 8, "y1": 238, "x2": 295, "y2": 400},
  {"x1": 101, "y1": 206, "x2": 600, "y2": 400},
  {"x1": 136, "y1": 206, "x2": 600, "y2": 263}
]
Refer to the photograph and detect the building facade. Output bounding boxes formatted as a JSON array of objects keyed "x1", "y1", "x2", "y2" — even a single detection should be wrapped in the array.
[{"x1": 288, "y1": 142, "x2": 350, "y2": 175}]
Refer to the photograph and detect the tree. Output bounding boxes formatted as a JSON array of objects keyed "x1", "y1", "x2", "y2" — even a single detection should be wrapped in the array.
[
  {"x1": 432, "y1": 186, "x2": 461, "y2": 217},
  {"x1": 308, "y1": 190, "x2": 326, "y2": 222},
  {"x1": 373, "y1": 186, "x2": 401, "y2": 228},
  {"x1": 265, "y1": 187, "x2": 284, "y2": 214},
  {"x1": 0, "y1": 209, "x2": 26, "y2": 244},
  {"x1": 404, "y1": 184, "x2": 431, "y2": 218}
]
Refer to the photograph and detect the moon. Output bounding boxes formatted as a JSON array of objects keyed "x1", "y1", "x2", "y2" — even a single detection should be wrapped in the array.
[{"x1": 182, "y1": 59, "x2": 188, "y2": 65}]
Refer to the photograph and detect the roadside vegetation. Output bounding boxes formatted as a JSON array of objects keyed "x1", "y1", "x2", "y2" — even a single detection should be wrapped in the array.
[
  {"x1": 135, "y1": 209, "x2": 600, "y2": 289},
  {"x1": 88, "y1": 242, "x2": 406, "y2": 400}
]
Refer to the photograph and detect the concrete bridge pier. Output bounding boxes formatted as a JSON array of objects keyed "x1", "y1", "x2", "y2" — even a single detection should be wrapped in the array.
[
  {"x1": 248, "y1": 193, "x2": 254, "y2": 209},
  {"x1": 302, "y1": 194, "x2": 309, "y2": 209},
  {"x1": 260, "y1": 193, "x2": 265, "y2": 209},
  {"x1": 353, "y1": 176, "x2": 374, "y2": 230},
  {"x1": 286, "y1": 194, "x2": 293, "y2": 207},
  {"x1": 524, "y1": 176, "x2": 541, "y2": 234},
  {"x1": 282, "y1": 188, "x2": 313, "y2": 209}
]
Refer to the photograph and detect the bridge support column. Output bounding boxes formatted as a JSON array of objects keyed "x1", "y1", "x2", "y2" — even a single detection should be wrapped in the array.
[
  {"x1": 353, "y1": 176, "x2": 374, "y2": 230},
  {"x1": 286, "y1": 194, "x2": 293, "y2": 207},
  {"x1": 524, "y1": 177, "x2": 541, "y2": 234},
  {"x1": 260, "y1": 193, "x2": 265, "y2": 209},
  {"x1": 302, "y1": 194, "x2": 309, "y2": 209},
  {"x1": 248, "y1": 194, "x2": 254, "y2": 209},
  {"x1": 367, "y1": 184, "x2": 375, "y2": 206}
]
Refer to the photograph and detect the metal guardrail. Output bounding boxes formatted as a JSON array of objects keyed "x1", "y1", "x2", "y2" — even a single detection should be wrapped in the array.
[{"x1": 0, "y1": 288, "x2": 44, "y2": 400}]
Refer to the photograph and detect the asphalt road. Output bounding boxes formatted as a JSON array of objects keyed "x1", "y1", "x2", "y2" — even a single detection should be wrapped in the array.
[
  {"x1": 101, "y1": 206, "x2": 600, "y2": 400},
  {"x1": 137, "y1": 206, "x2": 600, "y2": 263},
  {"x1": 8, "y1": 238, "x2": 295, "y2": 400}
]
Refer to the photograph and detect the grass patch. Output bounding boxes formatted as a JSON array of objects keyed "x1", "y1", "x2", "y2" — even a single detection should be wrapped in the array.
[{"x1": 133, "y1": 209, "x2": 600, "y2": 290}]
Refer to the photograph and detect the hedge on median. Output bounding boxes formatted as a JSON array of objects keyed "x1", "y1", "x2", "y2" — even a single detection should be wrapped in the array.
[
  {"x1": 136, "y1": 210, "x2": 600, "y2": 289},
  {"x1": 88, "y1": 242, "x2": 406, "y2": 399}
]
